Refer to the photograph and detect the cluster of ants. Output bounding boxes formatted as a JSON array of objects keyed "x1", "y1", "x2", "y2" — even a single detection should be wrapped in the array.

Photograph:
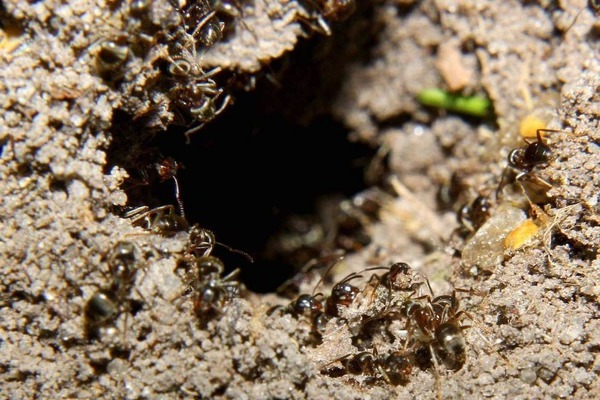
[
  {"x1": 93, "y1": 0, "x2": 359, "y2": 142},
  {"x1": 92, "y1": 0, "x2": 242, "y2": 140},
  {"x1": 86, "y1": 158, "x2": 248, "y2": 338},
  {"x1": 271, "y1": 261, "x2": 479, "y2": 393},
  {"x1": 84, "y1": 211, "x2": 246, "y2": 338}
]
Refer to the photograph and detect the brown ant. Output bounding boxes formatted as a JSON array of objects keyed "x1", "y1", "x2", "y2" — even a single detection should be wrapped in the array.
[
  {"x1": 363, "y1": 262, "x2": 432, "y2": 309},
  {"x1": 321, "y1": 348, "x2": 412, "y2": 386},
  {"x1": 496, "y1": 129, "x2": 556, "y2": 203},
  {"x1": 401, "y1": 290, "x2": 479, "y2": 399},
  {"x1": 154, "y1": 156, "x2": 185, "y2": 218}
]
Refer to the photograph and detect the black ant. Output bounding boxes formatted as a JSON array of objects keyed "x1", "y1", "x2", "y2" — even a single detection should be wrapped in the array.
[
  {"x1": 284, "y1": 293, "x2": 326, "y2": 319},
  {"x1": 496, "y1": 129, "x2": 556, "y2": 203},
  {"x1": 297, "y1": 0, "x2": 356, "y2": 36},
  {"x1": 320, "y1": 348, "x2": 412, "y2": 386},
  {"x1": 124, "y1": 204, "x2": 190, "y2": 237},
  {"x1": 174, "y1": 255, "x2": 241, "y2": 324},
  {"x1": 185, "y1": 225, "x2": 217, "y2": 257},
  {"x1": 457, "y1": 195, "x2": 492, "y2": 233},
  {"x1": 191, "y1": 268, "x2": 241, "y2": 322},
  {"x1": 185, "y1": 224, "x2": 254, "y2": 262},
  {"x1": 84, "y1": 241, "x2": 143, "y2": 340},
  {"x1": 170, "y1": 0, "x2": 223, "y2": 45},
  {"x1": 268, "y1": 256, "x2": 346, "y2": 343},
  {"x1": 162, "y1": 1, "x2": 233, "y2": 142},
  {"x1": 324, "y1": 271, "x2": 362, "y2": 317},
  {"x1": 268, "y1": 291, "x2": 328, "y2": 344}
]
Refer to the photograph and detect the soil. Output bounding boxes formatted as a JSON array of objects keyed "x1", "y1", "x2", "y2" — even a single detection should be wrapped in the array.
[{"x1": 1, "y1": 0, "x2": 599, "y2": 399}]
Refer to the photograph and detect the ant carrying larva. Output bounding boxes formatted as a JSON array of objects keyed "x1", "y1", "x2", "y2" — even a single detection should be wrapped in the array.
[{"x1": 496, "y1": 129, "x2": 563, "y2": 204}]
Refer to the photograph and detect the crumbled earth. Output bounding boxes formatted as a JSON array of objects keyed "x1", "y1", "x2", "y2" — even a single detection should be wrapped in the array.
[{"x1": 0, "y1": 0, "x2": 599, "y2": 399}]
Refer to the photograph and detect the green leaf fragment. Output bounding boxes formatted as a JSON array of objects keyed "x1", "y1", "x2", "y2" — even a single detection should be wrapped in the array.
[{"x1": 417, "y1": 88, "x2": 491, "y2": 117}]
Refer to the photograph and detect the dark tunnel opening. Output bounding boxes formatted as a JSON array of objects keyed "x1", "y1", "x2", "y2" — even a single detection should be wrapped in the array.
[{"x1": 147, "y1": 89, "x2": 376, "y2": 293}]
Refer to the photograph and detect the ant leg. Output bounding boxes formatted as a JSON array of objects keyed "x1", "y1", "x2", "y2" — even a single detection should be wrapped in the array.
[
  {"x1": 184, "y1": 122, "x2": 206, "y2": 143},
  {"x1": 190, "y1": 10, "x2": 217, "y2": 40},
  {"x1": 122, "y1": 206, "x2": 149, "y2": 220},
  {"x1": 495, "y1": 167, "x2": 512, "y2": 201},
  {"x1": 429, "y1": 344, "x2": 443, "y2": 400},
  {"x1": 172, "y1": 175, "x2": 185, "y2": 219}
]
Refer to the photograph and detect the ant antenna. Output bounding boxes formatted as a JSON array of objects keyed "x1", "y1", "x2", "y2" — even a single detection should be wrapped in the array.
[
  {"x1": 214, "y1": 240, "x2": 254, "y2": 263},
  {"x1": 311, "y1": 256, "x2": 345, "y2": 297}
]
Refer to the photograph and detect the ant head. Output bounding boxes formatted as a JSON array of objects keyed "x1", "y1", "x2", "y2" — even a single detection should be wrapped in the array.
[
  {"x1": 293, "y1": 293, "x2": 323, "y2": 316},
  {"x1": 508, "y1": 148, "x2": 525, "y2": 169}
]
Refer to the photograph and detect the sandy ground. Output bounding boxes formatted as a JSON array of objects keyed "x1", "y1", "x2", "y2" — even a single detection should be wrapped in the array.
[{"x1": 1, "y1": 0, "x2": 599, "y2": 399}]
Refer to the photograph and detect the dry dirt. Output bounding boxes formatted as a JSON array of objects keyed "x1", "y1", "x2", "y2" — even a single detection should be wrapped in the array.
[{"x1": 1, "y1": 0, "x2": 599, "y2": 399}]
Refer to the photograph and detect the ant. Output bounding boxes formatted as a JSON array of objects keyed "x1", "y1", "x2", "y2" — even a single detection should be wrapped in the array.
[
  {"x1": 124, "y1": 204, "x2": 190, "y2": 237},
  {"x1": 363, "y1": 262, "x2": 432, "y2": 310},
  {"x1": 321, "y1": 348, "x2": 412, "y2": 386},
  {"x1": 174, "y1": 255, "x2": 241, "y2": 324},
  {"x1": 84, "y1": 241, "x2": 143, "y2": 340},
  {"x1": 191, "y1": 268, "x2": 241, "y2": 322},
  {"x1": 297, "y1": 0, "x2": 356, "y2": 36},
  {"x1": 186, "y1": 224, "x2": 217, "y2": 256},
  {"x1": 457, "y1": 195, "x2": 492, "y2": 233},
  {"x1": 496, "y1": 129, "x2": 556, "y2": 203},
  {"x1": 170, "y1": 1, "x2": 223, "y2": 45},
  {"x1": 403, "y1": 289, "x2": 474, "y2": 368},
  {"x1": 324, "y1": 271, "x2": 362, "y2": 317},
  {"x1": 162, "y1": 1, "x2": 234, "y2": 142},
  {"x1": 268, "y1": 256, "x2": 346, "y2": 343},
  {"x1": 268, "y1": 291, "x2": 329, "y2": 344},
  {"x1": 153, "y1": 156, "x2": 185, "y2": 218},
  {"x1": 284, "y1": 293, "x2": 326, "y2": 319},
  {"x1": 401, "y1": 290, "x2": 479, "y2": 399},
  {"x1": 184, "y1": 224, "x2": 254, "y2": 262}
]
